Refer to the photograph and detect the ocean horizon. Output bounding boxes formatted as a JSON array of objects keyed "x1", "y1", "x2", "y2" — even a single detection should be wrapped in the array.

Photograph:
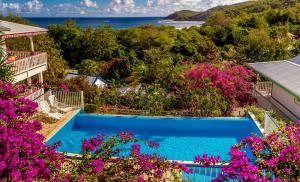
[{"x1": 25, "y1": 17, "x2": 204, "y2": 30}]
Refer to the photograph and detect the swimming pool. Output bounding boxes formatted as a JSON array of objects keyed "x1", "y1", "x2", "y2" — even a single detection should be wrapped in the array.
[{"x1": 46, "y1": 113, "x2": 262, "y2": 161}]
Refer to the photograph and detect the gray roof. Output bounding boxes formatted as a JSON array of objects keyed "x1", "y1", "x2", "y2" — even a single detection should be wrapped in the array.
[
  {"x1": 65, "y1": 73, "x2": 107, "y2": 86},
  {"x1": 248, "y1": 55, "x2": 300, "y2": 99},
  {"x1": 0, "y1": 20, "x2": 48, "y2": 38},
  {"x1": 289, "y1": 55, "x2": 300, "y2": 65}
]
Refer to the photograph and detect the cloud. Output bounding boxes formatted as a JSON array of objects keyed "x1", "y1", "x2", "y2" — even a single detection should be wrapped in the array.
[
  {"x1": 2, "y1": 0, "x2": 47, "y2": 15},
  {"x1": 80, "y1": 0, "x2": 98, "y2": 8},
  {"x1": 146, "y1": 0, "x2": 154, "y2": 7},
  {"x1": 23, "y1": 0, "x2": 44, "y2": 12},
  {"x1": 52, "y1": 3, "x2": 85, "y2": 16},
  {"x1": 1, "y1": 0, "x2": 249, "y2": 17},
  {"x1": 2, "y1": 3, "x2": 21, "y2": 11},
  {"x1": 108, "y1": 0, "x2": 136, "y2": 14}
]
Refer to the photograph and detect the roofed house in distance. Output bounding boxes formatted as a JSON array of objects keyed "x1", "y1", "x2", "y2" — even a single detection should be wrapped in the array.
[
  {"x1": 248, "y1": 55, "x2": 300, "y2": 121},
  {"x1": 65, "y1": 73, "x2": 108, "y2": 88},
  {"x1": 0, "y1": 20, "x2": 48, "y2": 100}
]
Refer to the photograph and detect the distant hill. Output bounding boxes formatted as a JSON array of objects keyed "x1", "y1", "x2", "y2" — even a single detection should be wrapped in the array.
[
  {"x1": 165, "y1": 0, "x2": 297, "y2": 21},
  {"x1": 165, "y1": 10, "x2": 201, "y2": 21}
]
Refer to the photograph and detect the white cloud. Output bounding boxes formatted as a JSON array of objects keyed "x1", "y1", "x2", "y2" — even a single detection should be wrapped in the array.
[
  {"x1": 2, "y1": 3, "x2": 20, "y2": 10},
  {"x1": 23, "y1": 0, "x2": 43, "y2": 12},
  {"x1": 1, "y1": 0, "x2": 249, "y2": 17},
  {"x1": 2, "y1": 3, "x2": 21, "y2": 13},
  {"x1": 80, "y1": 10, "x2": 86, "y2": 14},
  {"x1": 52, "y1": 3, "x2": 85, "y2": 16},
  {"x1": 108, "y1": 0, "x2": 136, "y2": 14},
  {"x1": 146, "y1": 0, "x2": 154, "y2": 7},
  {"x1": 80, "y1": 0, "x2": 98, "y2": 8}
]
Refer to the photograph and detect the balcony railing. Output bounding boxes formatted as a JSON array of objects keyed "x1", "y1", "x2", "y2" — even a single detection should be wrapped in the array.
[
  {"x1": 25, "y1": 88, "x2": 45, "y2": 101},
  {"x1": 33, "y1": 90, "x2": 84, "y2": 110},
  {"x1": 253, "y1": 82, "x2": 272, "y2": 97},
  {"x1": 6, "y1": 51, "x2": 47, "y2": 76}
]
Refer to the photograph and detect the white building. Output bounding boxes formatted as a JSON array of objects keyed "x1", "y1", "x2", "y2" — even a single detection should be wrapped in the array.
[
  {"x1": 248, "y1": 55, "x2": 300, "y2": 121},
  {"x1": 65, "y1": 73, "x2": 108, "y2": 88},
  {"x1": 1, "y1": 20, "x2": 48, "y2": 100}
]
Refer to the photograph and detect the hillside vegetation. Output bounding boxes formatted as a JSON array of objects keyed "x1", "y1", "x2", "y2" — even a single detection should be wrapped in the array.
[
  {"x1": 0, "y1": 0, "x2": 299, "y2": 115},
  {"x1": 165, "y1": 0, "x2": 299, "y2": 21}
]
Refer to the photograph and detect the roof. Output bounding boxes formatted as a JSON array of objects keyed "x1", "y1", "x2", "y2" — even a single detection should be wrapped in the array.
[
  {"x1": 65, "y1": 73, "x2": 107, "y2": 86},
  {"x1": 289, "y1": 55, "x2": 300, "y2": 65},
  {"x1": 248, "y1": 55, "x2": 300, "y2": 99},
  {"x1": 0, "y1": 20, "x2": 48, "y2": 39}
]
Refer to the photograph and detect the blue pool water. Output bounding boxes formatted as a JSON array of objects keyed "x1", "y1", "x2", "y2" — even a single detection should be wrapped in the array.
[{"x1": 47, "y1": 114, "x2": 261, "y2": 161}]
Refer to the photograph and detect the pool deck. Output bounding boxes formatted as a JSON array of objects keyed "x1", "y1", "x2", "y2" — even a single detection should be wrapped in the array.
[{"x1": 41, "y1": 109, "x2": 81, "y2": 142}]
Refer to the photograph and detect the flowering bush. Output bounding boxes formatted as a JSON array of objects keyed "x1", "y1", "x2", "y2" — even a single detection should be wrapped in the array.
[
  {"x1": 1, "y1": 81, "x2": 299, "y2": 181},
  {"x1": 44, "y1": 82, "x2": 70, "y2": 92},
  {"x1": 66, "y1": 132, "x2": 190, "y2": 181},
  {"x1": 186, "y1": 63, "x2": 256, "y2": 113},
  {"x1": 0, "y1": 81, "x2": 65, "y2": 181},
  {"x1": 214, "y1": 126, "x2": 300, "y2": 181},
  {"x1": 0, "y1": 81, "x2": 191, "y2": 181},
  {"x1": 194, "y1": 154, "x2": 221, "y2": 167}
]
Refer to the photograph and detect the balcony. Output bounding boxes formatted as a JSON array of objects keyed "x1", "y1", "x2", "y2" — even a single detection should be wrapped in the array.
[{"x1": 6, "y1": 51, "x2": 47, "y2": 83}]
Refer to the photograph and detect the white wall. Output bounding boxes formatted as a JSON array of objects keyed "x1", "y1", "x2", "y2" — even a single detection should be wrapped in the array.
[
  {"x1": 271, "y1": 84, "x2": 300, "y2": 120},
  {"x1": 94, "y1": 79, "x2": 107, "y2": 88}
]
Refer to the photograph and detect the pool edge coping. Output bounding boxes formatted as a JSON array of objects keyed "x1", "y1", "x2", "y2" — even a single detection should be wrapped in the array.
[
  {"x1": 247, "y1": 112, "x2": 265, "y2": 134},
  {"x1": 63, "y1": 152, "x2": 229, "y2": 166},
  {"x1": 84, "y1": 112, "x2": 247, "y2": 120},
  {"x1": 44, "y1": 109, "x2": 81, "y2": 142}
]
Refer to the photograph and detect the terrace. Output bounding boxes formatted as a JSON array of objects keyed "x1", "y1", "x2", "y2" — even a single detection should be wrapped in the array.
[
  {"x1": 7, "y1": 50, "x2": 47, "y2": 83},
  {"x1": 0, "y1": 20, "x2": 48, "y2": 84}
]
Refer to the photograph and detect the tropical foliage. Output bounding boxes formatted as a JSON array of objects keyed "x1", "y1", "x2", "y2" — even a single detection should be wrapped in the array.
[
  {"x1": 213, "y1": 125, "x2": 300, "y2": 181},
  {"x1": 0, "y1": 41, "x2": 12, "y2": 81},
  {"x1": 45, "y1": 0, "x2": 300, "y2": 85},
  {"x1": 0, "y1": 81, "x2": 299, "y2": 181},
  {"x1": 0, "y1": 81, "x2": 65, "y2": 181},
  {"x1": 186, "y1": 63, "x2": 256, "y2": 114}
]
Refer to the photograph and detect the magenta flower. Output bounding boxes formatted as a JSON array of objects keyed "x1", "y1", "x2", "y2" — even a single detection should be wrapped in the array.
[
  {"x1": 194, "y1": 154, "x2": 221, "y2": 167},
  {"x1": 117, "y1": 131, "x2": 134, "y2": 141},
  {"x1": 147, "y1": 141, "x2": 160, "y2": 148},
  {"x1": 131, "y1": 144, "x2": 141, "y2": 156},
  {"x1": 91, "y1": 159, "x2": 104, "y2": 173},
  {"x1": 60, "y1": 83, "x2": 70, "y2": 92}
]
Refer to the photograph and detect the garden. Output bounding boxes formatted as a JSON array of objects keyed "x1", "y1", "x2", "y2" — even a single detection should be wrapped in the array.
[
  {"x1": 0, "y1": 1, "x2": 299, "y2": 180},
  {"x1": 0, "y1": 81, "x2": 299, "y2": 181}
]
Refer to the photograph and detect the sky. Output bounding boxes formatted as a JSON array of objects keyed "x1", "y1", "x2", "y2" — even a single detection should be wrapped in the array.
[{"x1": 0, "y1": 0, "x2": 247, "y2": 17}]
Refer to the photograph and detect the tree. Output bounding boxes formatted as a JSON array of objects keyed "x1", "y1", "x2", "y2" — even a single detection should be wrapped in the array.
[
  {"x1": 237, "y1": 29, "x2": 277, "y2": 62},
  {"x1": 48, "y1": 23, "x2": 83, "y2": 66},
  {"x1": 34, "y1": 35, "x2": 68, "y2": 85},
  {"x1": 77, "y1": 59, "x2": 99, "y2": 75},
  {"x1": 81, "y1": 26, "x2": 120, "y2": 61}
]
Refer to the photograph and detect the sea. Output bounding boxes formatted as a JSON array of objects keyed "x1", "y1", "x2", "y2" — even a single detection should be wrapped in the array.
[{"x1": 26, "y1": 17, "x2": 204, "y2": 30}]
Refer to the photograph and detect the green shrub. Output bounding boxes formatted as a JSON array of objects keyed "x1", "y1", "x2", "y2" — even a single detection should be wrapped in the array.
[
  {"x1": 246, "y1": 105, "x2": 292, "y2": 128},
  {"x1": 246, "y1": 105, "x2": 266, "y2": 126},
  {"x1": 85, "y1": 104, "x2": 97, "y2": 113}
]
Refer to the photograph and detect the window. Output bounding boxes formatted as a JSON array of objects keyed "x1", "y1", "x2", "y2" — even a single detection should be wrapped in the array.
[{"x1": 295, "y1": 97, "x2": 300, "y2": 106}]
